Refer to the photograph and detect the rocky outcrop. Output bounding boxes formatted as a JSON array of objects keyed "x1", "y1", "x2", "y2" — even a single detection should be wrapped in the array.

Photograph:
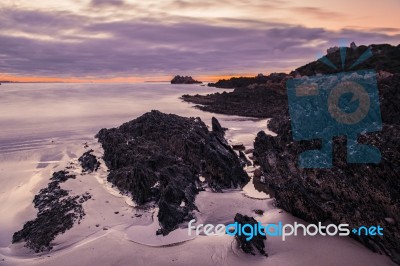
[
  {"x1": 207, "y1": 73, "x2": 287, "y2": 88},
  {"x1": 96, "y1": 110, "x2": 249, "y2": 235},
  {"x1": 182, "y1": 82, "x2": 287, "y2": 118},
  {"x1": 296, "y1": 44, "x2": 400, "y2": 76},
  {"x1": 253, "y1": 74, "x2": 400, "y2": 263},
  {"x1": 12, "y1": 171, "x2": 91, "y2": 252},
  {"x1": 182, "y1": 52, "x2": 400, "y2": 263},
  {"x1": 171, "y1": 75, "x2": 202, "y2": 84},
  {"x1": 234, "y1": 213, "x2": 267, "y2": 256},
  {"x1": 79, "y1": 149, "x2": 100, "y2": 173}
]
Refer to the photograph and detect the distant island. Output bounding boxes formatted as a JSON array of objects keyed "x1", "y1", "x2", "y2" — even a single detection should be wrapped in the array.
[{"x1": 171, "y1": 75, "x2": 202, "y2": 84}]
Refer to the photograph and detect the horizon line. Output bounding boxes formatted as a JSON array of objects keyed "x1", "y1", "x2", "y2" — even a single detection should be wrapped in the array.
[{"x1": 0, "y1": 73, "x2": 272, "y2": 84}]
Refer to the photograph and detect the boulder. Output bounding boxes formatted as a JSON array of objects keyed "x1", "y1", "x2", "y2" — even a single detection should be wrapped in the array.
[
  {"x1": 234, "y1": 213, "x2": 267, "y2": 256},
  {"x1": 96, "y1": 110, "x2": 249, "y2": 235},
  {"x1": 78, "y1": 149, "x2": 100, "y2": 173}
]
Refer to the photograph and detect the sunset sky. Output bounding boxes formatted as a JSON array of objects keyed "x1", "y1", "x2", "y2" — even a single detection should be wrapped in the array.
[{"x1": 0, "y1": 0, "x2": 399, "y2": 82}]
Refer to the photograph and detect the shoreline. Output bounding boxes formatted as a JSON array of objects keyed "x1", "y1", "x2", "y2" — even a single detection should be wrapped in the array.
[{"x1": 0, "y1": 108, "x2": 396, "y2": 266}]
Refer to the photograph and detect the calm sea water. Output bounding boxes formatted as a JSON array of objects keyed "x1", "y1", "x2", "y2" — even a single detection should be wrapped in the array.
[{"x1": 0, "y1": 82, "x2": 271, "y2": 153}]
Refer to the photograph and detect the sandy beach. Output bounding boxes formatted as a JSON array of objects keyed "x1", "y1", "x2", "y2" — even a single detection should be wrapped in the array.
[{"x1": 0, "y1": 83, "x2": 396, "y2": 266}]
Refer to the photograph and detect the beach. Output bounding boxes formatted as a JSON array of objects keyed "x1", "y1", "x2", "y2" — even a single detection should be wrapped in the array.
[{"x1": 0, "y1": 82, "x2": 395, "y2": 265}]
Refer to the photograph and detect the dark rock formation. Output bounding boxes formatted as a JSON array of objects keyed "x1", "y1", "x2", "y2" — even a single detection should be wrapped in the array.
[
  {"x1": 171, "y1": 75, "x2": 202, "y2": 84},
  {"x1": 181, "y1": 46, "x2": 400, "y2": 263},
  {"x1": 232, "y1": 144, "x2": 245, "y2": 151},
  {"x1": 211, "y1": 116, "x2": 227, "y2": 138},
  {"x1": 234, "y1": 213, "x2": 267, "y2": 256},
  {"x1": 295, "y1": 44, "x2": 400, "y2": 76},
  {"x1": 253, "y1": 74, "x2": 400, "y2": 264},
  {"x1": 96, "y1": 110, "x2": 249, "y2": 235},
  {"x1": 12, "y1": 171, "x2": 91, "y2": 252},
  {"x1": 79, "y1": 149, "x2": 100, "y2": 173},
  {"x1": 207, "y1": 73, "x2": 287, "y2": 88},
  {"x1": 239, "y1": 150, "x2": 252, "y2": 167},
  {"x1": 182, "y1": 82, "x2": 287, "y2": 118}
]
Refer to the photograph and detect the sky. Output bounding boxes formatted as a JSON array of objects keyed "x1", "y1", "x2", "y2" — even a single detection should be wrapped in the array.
[{"x1": 0, "y1": 0, "x2": 399, "y2": 82}]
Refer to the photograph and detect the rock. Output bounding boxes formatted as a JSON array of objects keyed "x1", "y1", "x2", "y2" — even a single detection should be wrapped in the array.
[
  {"x1": 254, "y1": 209, "x2": 264, "y2": 215},
  {"x1": 96, "y1": 110, "x2": 249, "y2": 235},
  {"x1": 350, "y1": 41, "x2": 357, "y2": 50},
  {"x1": 297, "y1": 44, "x2": 400, "y2": 76},
  {"x1": 232, "y1": 144, "x2": 245, "y2": 151},
  {"x1": 239, "y1": 150, "x2": 252, "y2": 166},
  {"x1": 12, "y1": 171, "x2": 90, "y2": 252},
  {"x1": 253, "y1": 168, "x2": 262, "y2": 178},
  {"x1": 78, "y1": 149, "x2": 100, "y2": 173},
  {"x1": 211, "y1": 116, "x2": 227, "y2": 138},
  {"x1": 234, "y1": 213, "x2": 267, "y2": 256},
  {"x1": 253, "y1": 74, "x2": 400, "y2": 264},
  {"x1": 327, "y1": 46, "x2": 339, "y2": 54},
  {"x1": 171, "y1": 75, "x2": 202, "y2": 84},
  {"x1": 384, "y1": 217, "x2": 396, "y2": 225},
  {"x1": 50, "y1": 170, "x2": 76, "y2": 183},
  {"x1": 244, "y1": 148, "x2": 254, "y2": 154},
  {"x1": 182, "y1": 83, "x2": 287, "y2": 119},
  {"x1": 378, "y1": 70, "x2": 393, "y2": 80},
  {"x1": 180, "y1": 46, "x2": 400, "y2": 263},
  {"x1": 207, "y1": 73, "x2": 286, "y2": 88}
]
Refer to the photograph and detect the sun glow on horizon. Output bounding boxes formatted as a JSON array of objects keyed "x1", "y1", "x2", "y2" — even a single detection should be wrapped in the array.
[{"x1": 0, "y1": 74, "x2": 262, "y2": 83}]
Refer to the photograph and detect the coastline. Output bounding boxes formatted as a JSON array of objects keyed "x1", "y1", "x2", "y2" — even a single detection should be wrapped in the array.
[{"x1": 0, "y1": 82, "x2": 396, "y2": 265}]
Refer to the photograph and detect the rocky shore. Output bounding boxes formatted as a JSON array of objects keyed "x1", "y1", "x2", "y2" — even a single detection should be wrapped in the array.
[
  {"x1": 182, "y1": 78, "x2": 288, "y2": 118},
  {"x1": 207, "y1": 73, "x2": 287, "y2": 88},
  {"x1": 96, "y1": 110, "x2": 249, "y2": 235},
  {"x1": 182, "y1": 44, "x2": 400, "y2": 263},
  {"x1": 12, "y1": 171, "x2": 92, "y2": 252}
]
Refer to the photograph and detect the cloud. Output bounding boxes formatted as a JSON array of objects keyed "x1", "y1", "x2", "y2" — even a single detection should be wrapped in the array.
[
  {"x1": 290, "y1": 7, "x2": 344, "y2": 20},
  {"x1": 0, "y1": 8, "x2": 89, "y2": 38},
  {"x1": 0, "y1": 7, "x2": 399, "y2": 78},
  {"x1": 91, "y1": 0, "x2": 125, "y2": 7}
]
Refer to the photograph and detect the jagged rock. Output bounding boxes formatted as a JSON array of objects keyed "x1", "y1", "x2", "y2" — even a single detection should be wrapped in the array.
[
  {"x1": 384, "y1": 218, "x2": 396, "y2": 225},
  {"x1": 239, "y1": 150, "x2": 252, "y2": 166},
  {"x1": 96, "y1": 110, "x2": 249, "y2": 235},
  {"x1": 12, "y1": 171, "x2": 90, "y2": 252},
  {"x1": 181, "y1": 48, "x2": 400, "y2": 263},
  {"x1": 297, "y1": 44, "x2": 400, "y2": 76},
  {"x1": 211, "y1": 116, "x2": 227, "y2": 137},
  {"x1": 171, "y1": 75, "x2": 202, "y2": 84},
  {"x1": 232, "y1": 144, "x2": 245, "y2": 150},
  {"x1": 234, "y1": 213, "x2": 267, "y2": 256},
  {"x1": 350, "y1": 41, "x2": 357, "y2": 50},
  {"x1": 327, "y1": 46, "x2": 340, "y2": 54},
  {"x1": 78, "y1": 149, "x2": 100, "y2": 173},
  {"x1": 253, "y1": 168, "x2": 262, "y2": 178},
  {"x1": 50, "y1": 170, "x2": 76, "y2": 183},
  {"x1": 378, "y1": 70, "x2": 393, "y2": 80},
  {"x1": 253, "y1": 74, "x2": 400, "y2": 264},
  {"x1": 244, "y1": 148, "x2": 254, "y2": 154},
  {"x1": 182, "y1": 82, "x2": 287, "y2": 119},
  {"x1": 207, "y1": 73, "x2": 287, "y2": 88}
]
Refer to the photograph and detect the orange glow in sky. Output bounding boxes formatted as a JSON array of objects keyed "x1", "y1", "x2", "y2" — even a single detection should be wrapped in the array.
[{"x1": 0, "y1": 0, "x2": 399, "y2": 83}]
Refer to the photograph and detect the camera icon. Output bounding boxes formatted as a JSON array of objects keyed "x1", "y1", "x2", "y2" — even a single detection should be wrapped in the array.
[{"x1": 286, "y1": 69, "x2": 382, "y2": 168}]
